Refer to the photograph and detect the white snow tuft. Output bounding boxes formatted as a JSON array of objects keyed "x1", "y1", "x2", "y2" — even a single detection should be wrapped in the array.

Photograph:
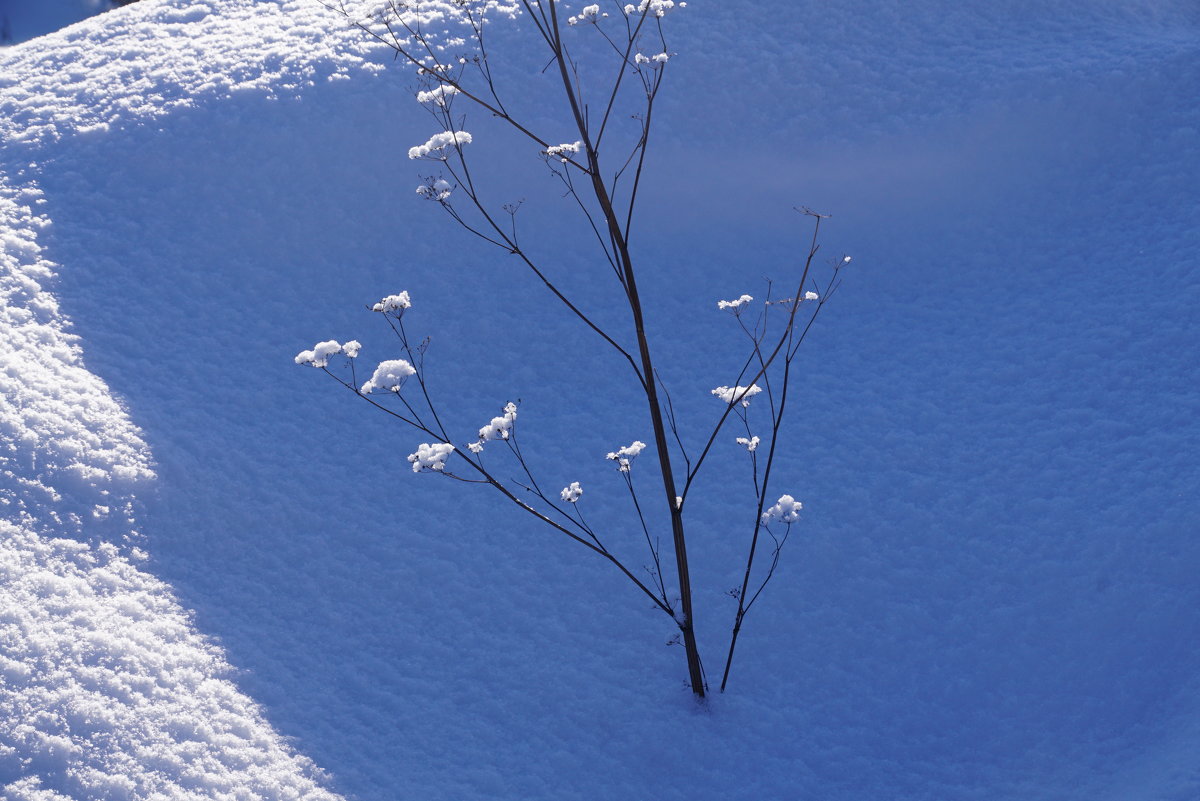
[
  {"x1": 606, "y1": 440, "x2": 647, "y2": 472},
  {"x1": 372, "y1": 291, "x2": 412, "y2": 313},
  {"x1": 711, "y1": 384, "x2": 763, "y2": 407},
  {"x1": 360, "y1": 359, "x2": 417, "y2": 393},
  {"x1": 762, "y1": 494, "x2": 803, "y2": 524},
  {"x1": 407, "y1": 442, "x2": 456, "y2": 472}
]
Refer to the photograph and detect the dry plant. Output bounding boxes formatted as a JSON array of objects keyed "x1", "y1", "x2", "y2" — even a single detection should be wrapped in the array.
[{"x1": 299, "y1": 0, "x2": 848, "y2": 698}]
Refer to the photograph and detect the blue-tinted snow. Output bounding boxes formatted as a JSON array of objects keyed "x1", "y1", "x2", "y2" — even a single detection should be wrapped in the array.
[
  {"x1": 1, "y1": 0, "x2": 1197, "y2": 799},
  {"x1": 0, "y1": 0, "x2": 117, "y2": 46}
]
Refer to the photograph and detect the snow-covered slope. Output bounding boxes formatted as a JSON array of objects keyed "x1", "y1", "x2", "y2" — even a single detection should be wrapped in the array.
[
  {"x1": 1, "y1": 1, "x2": 1197, "y2": 799},
  {"x1": 0, "y1": 0, "x2": 122, "y2": 47}
]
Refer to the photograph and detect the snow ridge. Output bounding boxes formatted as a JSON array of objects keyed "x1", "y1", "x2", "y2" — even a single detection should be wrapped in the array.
[
  {"x1": 0, "y1": 520, "x2": 340, "y2": 801},
  {"x1": 0, "y1": 174, "x2": 153, "y2": 542},
  {"x1": 0, "y1": 0, "x2": 390, "y2": 152}
]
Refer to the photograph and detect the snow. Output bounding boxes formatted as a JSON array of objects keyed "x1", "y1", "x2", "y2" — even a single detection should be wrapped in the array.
[
  {"x1": 544, "y1": 141, "x2": 582, "y2": 158},
  {"x1": 0, "y1": 522, "x2": 338, "y2": 800},
  {"x1": 606, "y1": 440, "x2": 648, "y2": 472},
  {"x1": 735, "y1": 435, "x2": 759, "y2": 452},
  {"x1": 711, "y1": 384, "x2": 763, "y2": 407},
  {"x1": 0, "y1": 0, "x2": 115, "y2": 46},
  {"x1": 406, "y1": 441, "x2": 454, "y2": 473},
  {"x1": 415, "y1": 84, "x2": 459, "y2": 106},
  {"x1": 359, "y1": 359, "x2": 416, "y2": 393},
  {"x1": 761, "y1": 494, "x2": 802, "y2": 525},
  {"x1": 476, "y1": 401, "x2": 518, "y2": 443},
  {"x1": 294, "y1": 339, "x2": 345, "y2": 368},
  {"x1": 716, "y1": 293, "x2": 753, "y2": 311},
  {"x1": 407, "y1": 129, "x2": 473, "y2": 160},
  {"x1": 0, "y1": 0, "x2": 1197, "y2": 799},
  {"x1": 370, "y1": 291, "x2": 411, "y2": 313}
]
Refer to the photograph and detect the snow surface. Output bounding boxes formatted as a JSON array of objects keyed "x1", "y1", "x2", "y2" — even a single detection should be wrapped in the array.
[
  {"x1": 0, "y1": 1, "x2": 117, "y2": 47},
  {"x1": 1, "y1": 0, "x2": 1198, "y2": 799}
]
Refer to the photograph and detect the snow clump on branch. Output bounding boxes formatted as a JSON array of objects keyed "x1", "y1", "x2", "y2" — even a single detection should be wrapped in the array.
[
  {"x1": 805, "y1": 291, "x2": 819, "y2": 301},
  {"x1": 568, "y1": 5, "x2": 604, "y2": 25},
  {"x1": 717, "y1": 294, "x2": 753, "y2": 312},
  {"x1": 762, "y1": 495, "x2": 803, "y2": 524},
  {"x1": 416, "y1": 84, "x2": 460, "y2": 106},
  {"x1": 606, "y1": 440, "x2": 647, "y2": 472},
  {"x1": 711, "y1": 384, "x2": 763, "y2": 407},
  {"x1": 372, "y1": 291, "x2": 412, "y2": 313},
  {"x1": 408, "y1": 130, "x2": 473, "y2": 160},
  {"x1": 295, "y1": 339, "x2": 360, "y2": 367},
  {"x1": 736, "y1": 435, "x2": 760, "y2": 452},
  {"x1": 360, "y1": 359, "x2": 416, "y2": 393},
  {"x1": 544, "y1": 141, "x2": 583, "y2": 161},
  {"x1": 408, "y1": 442, "x2": 455, "y2": 473},
  {"x1": 476, "y1": 402, "x2": 518, "y2": 445},
  {"x1": 560, "y1": 482, "x2": 583, "y2": 503},
  {"x1": 624, "y1": 0, "x2": 684, "y2": 17},
  {"x1": 635, "y1": 52, "x2": 671, "y2": 67},
  {"x1": 416, "y1": 180, "x2": 453, "y2": 201}
]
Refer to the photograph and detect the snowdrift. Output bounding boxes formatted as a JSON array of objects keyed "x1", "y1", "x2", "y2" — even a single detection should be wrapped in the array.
[{"x1": 1, "y1": 1, "x2": 1198, "y2": 799}]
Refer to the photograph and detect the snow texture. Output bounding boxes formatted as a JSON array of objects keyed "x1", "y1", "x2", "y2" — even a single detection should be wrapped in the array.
[
  {"x1": 406, "y1": 441, "x2": 454, "y2": 473},
  {"x1": 1, "y1": 0, "x2": 1198, "y2": 799},
  {"x1": 476, "y1": 401, "x2": 518, "y2": 443},
  {"x1": 370, "y1": 291, "x2": 411, "y2": 313},
  {"x1": 407, "y1": 130, "x2": 473, "y2": 160},
  {"x1": 711, "y1": 383, "x2": 762, "y2": 407},
  {"x1": 761, "y1": 494, "x2": 802, "y2": 525},
  {"x1": 605, "y1": 439, "x2": 647, "y2": 472},
  {"x1": 716, "y1": 293, "x2": 752, "y2": 311},
  {"x1": 0, "y1": 521, "x2": 338, "y2": 800},
  {"x1": 359, "y1": 359, "x2": 416, "y2": 393}
]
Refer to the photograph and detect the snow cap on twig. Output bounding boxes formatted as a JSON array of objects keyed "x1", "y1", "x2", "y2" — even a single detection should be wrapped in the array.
[
  {"x1": 372, "y1": 291, "x2": 412, "y2": 313},
  {"x1": 717, "y1": 294, "x2": 753, "y2": 312},
  {"x1": 606, "y1": 440, "x2": 647, "y2": 472},
  {"x1": 408, "y1": 442, "x2": 455, "y2": 473},
  {"x1": 360, "y1": 359, "x2": 416, "y2": 393},
  {"x1": 762, "y1": 494, "x2": 803, "y2": 524},
  {"x1": 295, "y1": 339, "x2": 358, "y2": 367},
  {"x1": 736, "y1": 435, "x2": 760, "y2": 452},
  {"x1": 711, "y1": 384, "x2": 762, "y2": 408},
  {"x1": 408, "y1": 130, "x2": 473, "y2": 160},
  {"x1": 476, "y1": 402, "x2": 519, "y2": 446}
]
